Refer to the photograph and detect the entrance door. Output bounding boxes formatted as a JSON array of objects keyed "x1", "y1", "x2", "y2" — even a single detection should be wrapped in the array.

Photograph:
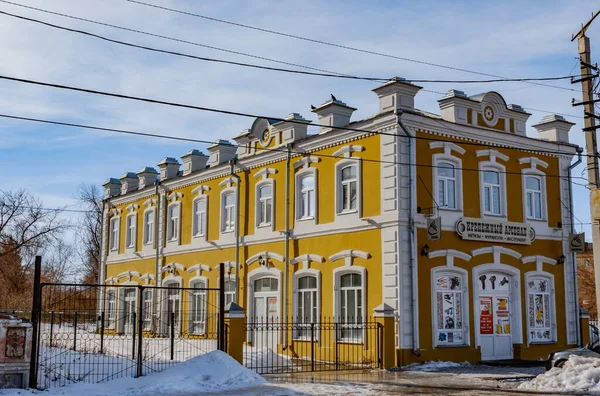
[
  {"x1": 252, "y1": 277, "x2": 279, "y2": 349},
  {"x1": 123, "y1": 288, "x2": 137, "y2": 335},
  {"x1": 478, "y1": 272, "x2": 513, "y2": 360},
  {"x1": 163, "y1": 283, "x2": 181, "y2": 334}
]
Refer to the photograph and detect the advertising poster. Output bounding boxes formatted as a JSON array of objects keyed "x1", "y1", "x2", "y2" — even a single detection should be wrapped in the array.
[{"x1": 479, "y1": 296, "x2": 493, "y2": 335}]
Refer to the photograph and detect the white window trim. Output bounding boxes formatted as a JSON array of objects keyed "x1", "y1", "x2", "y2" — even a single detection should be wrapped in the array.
[
  {"x1": 430, "y1": 266, "x2": 470, "y2": 347},
  {"x1": 334, "y1": 158, "x2": 362, "y2": 219},
  {"x1": 246, "y1": 266, "x2": 282, "y2": 339},
  {"x1": 524, "y1": 271, "x2": 557, "y2": 345},
  {"x1": 521, "y1": 169, "x2": 547, "y2": 223},
  {"x1": 142, "y1": 208, "x2": 155, "y2": 248},
  {"x1": 125, "y1": 213, "x2": 137, "y2": 251},
  {"x1": 220, "y1": 188, "x2": 236, "y2": 234},
  {"x1": 105, "y1": 287, "x2": 117, "y2": 330},
  {"x1": 333, "y1": 265, "x2": 366, "y2": 343},
  {"x1": 109, "y1": 217, "x2": 120, "y2": 253},
  {"x1": 141, "y1": 288, "x2": 154, "y2": 331},
  {"x1": 255, "y1": 179, "x2": 275, "y2": 231},
  {"x1": 117, "y1": 283, "x2": 139, "y2": 335},
  {"x1": 292, "y1": 268, "x2": 321, "y2": 341},
  {"x1": 295, "y1": 168, "x2": 318, "y2": 223},
  {"x1": 478, "y1": 161, "x2": 507, "y2": 219},
  {"x1": 432, "y1": 153, "x2": 463, "y2": 215},
  {"x1": 192, "y1": 195, "x2": 208, "y2": 240},
  {"x1": 161, "y1": 276, "x2": 183, "y2": 334},
  {"x1": 188, "y1": 276, "x2": 209, "y2": 335},
  {"x1": 166, "y1": 201, "x2": 182, "y2": 246}
]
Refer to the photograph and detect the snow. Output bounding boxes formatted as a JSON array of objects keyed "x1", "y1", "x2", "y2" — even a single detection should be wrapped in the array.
[
  {"x1": 402, "y1": 360, "x2": 468, "y2": 372},
  {"x1": 519, "y1": 355, "x2": 600, "y2": 393},
  {"x1": 0, "y1": 350, "x2": 265, "y2": 396},
  {"x1": 243, "y1": 347, "x2": 292, "y2": 373}
]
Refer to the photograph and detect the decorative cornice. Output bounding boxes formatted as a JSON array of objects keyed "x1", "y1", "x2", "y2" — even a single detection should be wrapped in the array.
[
  {"x1": 192, "y1": 185, "x2": 210, "y2": 195},
  {"x1": 293, "y1": 156, "x2": 321, "y2": 170},
  {"x1": 125, "y1": 204, "x2": 139, "y2": 212},
  {"x1": 254, "y1": 167, "x2": 277, "y2": 180},
  {"x1": 428, "y1": 141, "x2": 466, "y2": 156},
  {"x1": 329, "y1": 249, "x2": 370, "y2": 266},
  {"x1": 518, "y1": 157, "x2": 549, "y2": 170},
  {"x1": 246, "y1": 251, "x2": 285, "y2": 265},
  {"x1": 167, "y1": 192, "x2": 183, "y2": 202},
  {"x1": 332, "y1": 145, "x2": 365, "y2": 158},
  {"x1": 475, "y1": 149, "x2": 509, "y2": 162}
]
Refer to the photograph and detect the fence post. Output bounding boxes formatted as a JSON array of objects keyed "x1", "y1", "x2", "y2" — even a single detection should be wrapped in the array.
[
  {"x1": 170, "y1": 312, "x2": 175, "y2": 360},
  {"x1": 49, "y1": 311, "x2": 54, "y2": 347},
  {"x1": 334, "y1": 322, "x2": 339, "y2": 371},
  {"x1": 218, "y1": 263, "x2": 225, "y2": 352},
  {"x1": 73, "y1": 312, "x2": 78, "y2": 351},
  {"x1": 224, "y1": 302, "x2": 245, "y2": 364},
  {"x1": 311, "y1": 322, "x2": 315, "y2": 372},
  {"x1": 580, "y1": 308, "x2": 591, "y2": 346},
  {"x1": 373, "y1": 303, "x2": 395, "y2": 369},
  {"x1": 131, "y1": 312, "x2": 137, "y2": 360},
  {"x1": 100, "y1": 311, "x2": 105, "y2": 354},
  {"x1": 136, "y1": 286, "x2": 144, "y2": 378},
  {"x1": 29, "y1": 256, "x2": 42, "y2": 389}
]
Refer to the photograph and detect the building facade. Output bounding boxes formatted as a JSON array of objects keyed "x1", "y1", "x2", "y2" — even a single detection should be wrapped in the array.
[{"x1": 100, "y1": 79, "x2": 580, "y2": 364}]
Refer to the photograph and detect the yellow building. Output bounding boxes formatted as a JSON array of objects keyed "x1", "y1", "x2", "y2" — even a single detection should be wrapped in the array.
[{"x1": 100, "y1": 79, "x2": 581, "y2": 365}]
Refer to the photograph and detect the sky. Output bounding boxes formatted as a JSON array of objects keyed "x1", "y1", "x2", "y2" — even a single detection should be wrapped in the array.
[{"x1": 0, "y1": 0, "x2": 598, "y2": 251}]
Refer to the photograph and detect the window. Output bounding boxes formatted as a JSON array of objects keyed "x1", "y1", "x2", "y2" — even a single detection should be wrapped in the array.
[
  {"x1": 296, "y1": 276, "x2": 318, "y2": 338},
  {"x1": 143, "y1": 210, "x2": 154, "y2": 245},
  {"x1": 106, "y1": 289, "x2": 116, "y2": 329},
  {"x1": 339, "y1": 273, "x2": 362, "y2": 341},
  {"x1": 433, "y1": 272, "x2": 466, "y2": 345},
  {"x1": 340, "y1": 165, "x2": 358, "y2": 213},
  {"x1": 163, "y1": 282, "x2": 181, "y2": 333},
  {"x1": 110, "y1": 218, "x2": 119, "y2": 251},
  {"x1": 437, "y1": 162, "x2": 456, "y2": 210},
  {"x1": 527, "y1": 277, "x2": 554, "y2": 343},
  {"x1": 222, "y1": 193, "x2": 235, "y2": 232},
  {"x1": 254, "y1": 277, "x2": 278, "y2": 292},
  {"x1": 142, "y1": 289, "x2": 153, "y2": 331},
  {"x1": 125, "y1": 214, "x2": 136, "y2": 248},
  {"x1": 167, "y1": 204, "x2": 180, "y2": 241},
  {"x1": 257, "y1": 185, "x2": 272, "y2": 226},
  {"x1": 526, "y1": 176, "x2": 543, "y2": 220},
  {"x1": 192, "y1": 198, "x2": 207, "y2": 236},
  {"x1": 298, "y1": 175, "x2": 315, "y2": 219},
  {"x1": 483, "y1": 170, "x2": 501, "y2": 215},
  {"x1": 189, "y1": 280, "x2": 207, "y2": 334},
  {"x1": 224, "y1": 280, "x2": 236, "y2": 306}
]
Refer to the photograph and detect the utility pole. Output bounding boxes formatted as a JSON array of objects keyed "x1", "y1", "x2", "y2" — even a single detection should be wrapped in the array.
[{"x1": 572, "y1": 10, "x2": 600, "y2": 323}]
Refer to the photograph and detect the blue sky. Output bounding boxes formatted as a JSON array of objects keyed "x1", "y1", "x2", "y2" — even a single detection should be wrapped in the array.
[{"x1": 0, "y1": 0, "x2": 597, "y2": 244}]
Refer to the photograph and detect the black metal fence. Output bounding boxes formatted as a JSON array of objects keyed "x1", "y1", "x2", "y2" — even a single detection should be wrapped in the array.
[
  {"x1": 590, "y1": 314, "x2": 598, "y2": 346},
  {"x1": 244, "y1": 318, "x2": 382, "y2": 374},
  {"x1": 31, "y1": 282, "x2": 225, "y2": 389}
]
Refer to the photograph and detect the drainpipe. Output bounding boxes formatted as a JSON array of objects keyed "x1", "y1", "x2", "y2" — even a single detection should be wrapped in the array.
[
  {"x1": 284, "y1": 145, "x2": 292, "y2": 348},
  {"x1": 229, "y1": 159, "x2": 241, "y2": 304},
  {"x1": 568, "y1": 147, "x2": 583, "y2": 346},
  {"x1": 153, "y1": 178, "x2": 161, "y2": 333},
  {"x1": 98, "y1": 199, "x2": 106, "y2": 317},
  {"x1": 397, "y1": 112, "x2": 420, "y2": 356}
]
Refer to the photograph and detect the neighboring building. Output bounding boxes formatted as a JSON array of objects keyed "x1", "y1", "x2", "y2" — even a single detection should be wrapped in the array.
[
  {"x1": 100, "y1": 78, "x2": 580, "y2": 364},
  {"x1": 577, "y1": 242, "x2": 596, "y2": 316}
]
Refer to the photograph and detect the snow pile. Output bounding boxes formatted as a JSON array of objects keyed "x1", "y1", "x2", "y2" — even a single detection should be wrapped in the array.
[
  {"x1": 244, "y1": 347, "x2": 291, "y2": 372},
  {"x1": 519, "y1": 355, "x2": 600, "y2": 393},
  {"x1": 403, "y1": 360, "x2": 467, "y2": 372},
  {"x1": 0, "y1": 350, "x2": 265, "y2": 396}
]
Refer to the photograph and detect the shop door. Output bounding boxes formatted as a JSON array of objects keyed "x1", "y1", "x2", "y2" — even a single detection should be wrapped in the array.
[{"x1": 478, "y1": 273, "x2": 513, "y2": 360}]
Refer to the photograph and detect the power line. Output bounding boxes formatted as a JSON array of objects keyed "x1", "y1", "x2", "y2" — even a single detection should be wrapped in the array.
[
  {"x1": 124, "y1": 0, "x2": 577, "y2": 92},
  {"x1": 0, "y1": 9, "x2": 583, "y2": 85}
]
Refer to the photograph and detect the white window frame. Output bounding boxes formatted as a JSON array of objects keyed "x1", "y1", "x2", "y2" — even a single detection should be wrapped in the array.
[
  {"x1": 142, "y1": 208, "x2": 154, "y2": 246},
  {"x1": 296, "y1": 170, "x2": 317, "y2": 221},
  {"x1": 161, "y1": 277, "x2": 183, "y2": 334},
  {"x1": 525, "y1": 272, "x2": 556, "y2": 344},
  {"x1": 335, "y1": 159, "x2": 362, "y2": 217},
  {"x1": 125, "y1": 213, "x2": 137, "y2": 250},
  {"x1": 192, "y1": 196, "x2": 208, "y2": 238},
  {"x1": 109, "y1": 217, "x2": 120, "y2": 252},
  {"x1": 105, "y1": 288, "x2": 117, "y2": 329},
  {"x1": 189, "y1": 277, "x2": 208, "y2": 335},
  {"x1": 432, "y1": 154, "x2": 463, "y2": 213},
  {"x1": 522, "y1": 170, "x2": 547, "y2": 222},
  {"x1": 224, "y1": 279, "x2": 236, "y2": 307},
  {"x1": 255, "y1": 180, "x2": 274, "y2": 229},
  {"x1": 292, "y1": 268, "x2": 321, "y2": 340},
  {"x1": 333, "y1": 266, "x2": 366, "y2": 343},
  {"x1": 166, "y1": 202, "x2": 181, "y2": 244},
  {"x1": 221, "y1": 190, "x2": 236, "y2": 234},
  {"x1": 479, "y1": 162, "x2": 507, "y2": 218},
  {"x1": 142, "y1": 288, "x2": 153, "y2": 331},
  {"x1": 430, "y1": 267, "x2": 470, "y2": 347}
]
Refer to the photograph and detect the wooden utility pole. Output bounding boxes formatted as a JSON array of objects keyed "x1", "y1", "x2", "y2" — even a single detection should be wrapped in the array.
[{"x1": 572, "y1": 10, "x2": 600, "y2": 324}]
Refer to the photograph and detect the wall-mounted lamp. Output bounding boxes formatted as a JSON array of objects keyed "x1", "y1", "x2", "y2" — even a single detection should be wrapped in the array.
[
  {"x1": 258, "y1": 255, "x2": 266, "y2": 266},
  {"x1": 557, "y1": 254, "x2": 566, "y2": 265},
  {"x1": 421, "y1": 244, "x2": 429, "y2": 257}
]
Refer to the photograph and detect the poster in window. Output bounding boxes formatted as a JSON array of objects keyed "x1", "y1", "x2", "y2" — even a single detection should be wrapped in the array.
[
  {"x1": 479, "y1": 296, "x2": 493, "y2": 335},
  {"x1": 436, "y1": 276, "x2": 449, "y2": 290},
  {"x1": 436, "y1": 292, "x2": 444, "y2": 330},
  {"x1": 496, "y1": 297, "x2": 510, "y2": 334},
  {"x1": 267, "y1": 297, "x2": 277, "y2": 323}
]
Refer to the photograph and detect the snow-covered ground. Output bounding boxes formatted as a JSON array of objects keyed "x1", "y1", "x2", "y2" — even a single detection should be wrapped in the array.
[{"x1": 520, "y1": 355, "x2": 600, "y2": 393}]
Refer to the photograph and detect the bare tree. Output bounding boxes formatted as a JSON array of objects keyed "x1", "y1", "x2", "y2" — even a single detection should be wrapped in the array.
[{"x1": 75, "y1": 184, "x2": 103, "y2": 284}]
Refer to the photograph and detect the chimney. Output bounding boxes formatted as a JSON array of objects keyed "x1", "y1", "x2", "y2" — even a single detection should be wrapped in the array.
[
  {"x1": 372, "y1": 77, "x2": 422, "y2": 113},
  {"x1": 157, "y1": 157, "x2": 181, "y2": 180},
  {"x1": 311, "y1": 95, "x2": 356, "y2": 134},
  {"x1": 532, "y1": 115, "x2": 575, "y2": 143},
  {"x1": 181, "y1": 149, "x2": 209, "y2": 176},
  {"x1": 207, "y1": 140, "x2": 237, "y2": 167},
  {"x1": 137, "y1": 167, "x2": 158, "y2": 189},
  {"x1": 119, "y1": 172, "x2": 139, "y2": 194},
  {"x1": 102, "y1": 178, "x2": 121, "y2": 199}
]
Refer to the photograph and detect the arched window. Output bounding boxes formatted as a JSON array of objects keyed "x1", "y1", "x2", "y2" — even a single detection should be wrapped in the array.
[
  {"x1": 298, "y1": 175, "x2": 315, "y2": 219},
  {"x1": 258, "y1": 185, "x2": 273, "y2": 226},
  {"x1": 483, "y1": 170, "x2": 501, "y2": 215},
  {"x1": 525, "y1": 176, "x2": 542, "y2": 220},
  {"x1": 526, "y1": 276, "x2": 555, "y2": 342},
  {"x1": 433, "y1": 271, "x2": 467, "y2": 345},
  {"x1": 340, "y1": 165, "x2": 358, "y2": 212},
  {"x1": 167, "y1": 204, "x2": 180, "y2": 241},
  {"x1": 142, "y1": 288, "x2": 153, "y2": 331},
  {"x1": 109, "y1": 217, "x2": 120, "y2": 251},
  {"x1": 339, "y1": 272, "x2": 362, "y2": 341},
  {"x1": 125, "y1": 214, "x2": 136, "y2": 248},
  {"x1": 189, "y1": 279, "x2": 207, "y2": 334},
  {"x1": 192, "y1": 198, "x2": 207, "y2": 236},
  {"x1": 143, "y1": 209, "x2": 154, "y2": 245},
  {"x1": 296, "y1": 275, "x2": 317, "y2": 338},
  {"x1": 222, "y1": 193, "x2": 235, "y2": 232},
  {"x1": 437, "y1": 162, "x2": 456, "y2": 210},
  {"x1": 224, "y1": 280, "x2": 236, "y2": 306},
  {"x1": 106, "y1": 289, "x2": 116, "y2": 329},
  {"x1": 254, "y1": 277, "x2": 278, "y2": 292}
]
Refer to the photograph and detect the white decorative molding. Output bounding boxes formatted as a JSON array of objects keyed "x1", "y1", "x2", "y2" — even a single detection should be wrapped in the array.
[
  {"x1": 125, "y1": 204, "x2": 139, "y2": 212},
  {"x1": 116, "y1": 270, "x2": 140, "y2": 282},
  {"x1": 109, "y1": 208, "x2": 122, "y2": 216},
  {"x1": 428, "y1": 249, "x2": 471, "y2": 267},
  {"x1": 428, "y1": 141, "x2": 466, "y2": 156},
  {"x1": 521, "y1": 255, "x2": 557, "y2": 272},
  {"x1": 293, "y1": 156, "x2": 321, "y2": 169},
  {"x1": 329, "y1": 249, "x2": 371, "y2": 266},
  {"x1": 332, "y1": 145, "x2": 365, "y2": 158},
  {"x1": 254, "y1": 167, "x2": 277, "y2": 180},
  {"x1": 246, "y1": 251, "x2": 285, "y2": 265},
  {"x1": 139, "y1": 273, "x2": 155, "y2": 285},
  {"x1": 187, "y1": 263, "x2": 212, "y2": 277},
  {"x1": 518, "y1": 157, "x2": 549, "y2": 169},
  {"x1": 105, "y1": 276, "x2": 117, "y2": 285},
  {"x1": 219, "y1": 177, "x2": 238, "y2": 188},
  {"x1": 143, "y1": 198, "x2": 156, "y2": 208},
  {"x1": 213, "y1": 261, "x2": 236, "y2": 274},
  {"x1": 192, "y1": 185, "x2": 210, "y2": 195},
  {"x1": 289, "y1": 254, "x2": 325, "y2": 270},
  {"x1": 167, "y1": 192, "x2": 183, "y2": 202},
  {"x1": 161, "y1": 262, "x2": 186, "y2": 275},
  {"x1": 471, "y1": 245, "x2": 522, "y2": 264},
  {"x1": 475, "y1": 149, "x2": 509, "y2": 162}
]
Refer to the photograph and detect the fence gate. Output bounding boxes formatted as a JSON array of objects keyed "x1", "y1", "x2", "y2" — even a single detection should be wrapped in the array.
[
  {"x1": 243, "y1": 318, "x2": 383, "y2": 374},
  {"x1": 30, "y1": 282, "x2": 224, "y2": 389}
]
